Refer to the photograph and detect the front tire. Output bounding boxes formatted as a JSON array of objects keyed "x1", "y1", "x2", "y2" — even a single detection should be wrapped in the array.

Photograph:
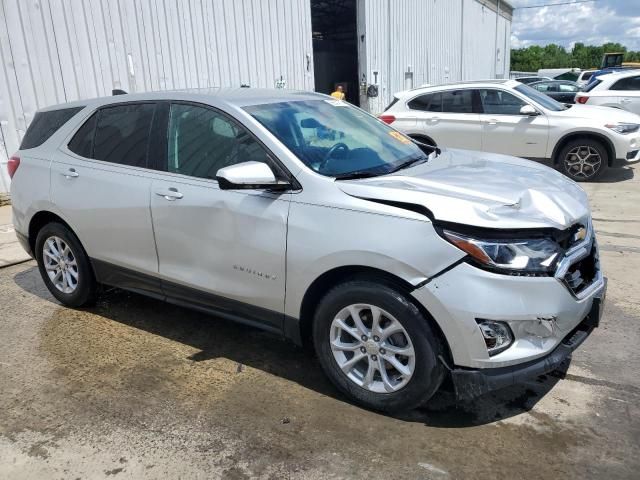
[
  {"x1": 312, "y1": 280, "x2": 445, "y2": 412},
  {"x1": 35, "y1": 222, "x2": 97, "y2": 307},
  {"x1": 557, "y1": 138, "x2": 608, "y2": 182}
]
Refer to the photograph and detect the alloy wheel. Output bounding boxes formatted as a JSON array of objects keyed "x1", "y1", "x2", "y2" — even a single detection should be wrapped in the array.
[
  {"x1": 564, "y1": 146, "x2": 602, "y2": 180},
  {"x1": 42, "y1": 236, "x2": 79, "y2": 294},
  {"x1": 330, "y1": 303, "x2": 416, "y2": 393}
]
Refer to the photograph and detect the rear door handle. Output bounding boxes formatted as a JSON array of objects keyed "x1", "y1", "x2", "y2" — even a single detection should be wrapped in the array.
[
  {"x1": 621, "y1": 98, "x2": 631, "y2": 103},
  {"x1": 426, "y1": 116, "x2": 440, "y2": 123},
  {"x1": 155, "y1": 187, "x2": 183, "y2": 201},
  {"x1": 61, "y1": 168, "x2": 79, "y2": 179},
  {"x1": 484, "y1": 119, "x2": 498, "y2": 125}
]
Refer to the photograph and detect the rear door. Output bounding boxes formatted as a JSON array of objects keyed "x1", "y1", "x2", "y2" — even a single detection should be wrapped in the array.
[
  {"x1": 148, "y1": 102, "x2": 290, "y2": 329},
  {"x1": 610, "y1": 75, "x2": 640, "y2": 115},
  {"x1": 477, "y1": 88, "x2": 549, "y2": 158},
  {"x1": 405, "y1": 89, "x2": 481, "y2": 150},
  {"x1": 50, "y1": 102, "x2": 160, "y2": 286}
]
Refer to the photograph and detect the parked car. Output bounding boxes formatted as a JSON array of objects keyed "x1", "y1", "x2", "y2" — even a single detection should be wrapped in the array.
[
  {"x1": 529, "y1": 80, "x2": 581, "y2": 104},
  {"x1": 576, "y1": 70, "x2": 597, "y2": 88},
  {"x1": 514, "y1": 76, "x2": 551, "y2": 85},
  {"x1": 11, "y1": 89, "x2": 605, "y2": 412},
  {"x1": 575, "y1": 70, "x2": 640, "y2": 116},
  {"x1": 381, "y1": 79, "x2": 640, "y2": 181}
]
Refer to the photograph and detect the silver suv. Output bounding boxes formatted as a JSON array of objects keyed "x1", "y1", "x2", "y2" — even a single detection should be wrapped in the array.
[{"x1": 10, "y1": 89, "x2": 606, "y2": 412}]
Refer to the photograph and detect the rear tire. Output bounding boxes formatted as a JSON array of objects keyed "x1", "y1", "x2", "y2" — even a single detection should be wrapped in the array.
[
  {"x1": 557, "y1": 138, "x2": 608, "y2": 182},
  {"x1": 35, "y1": 222, "x2": 97, "y2": 307},
  {"x1": 312, "y1": 280, "x2": 445, "y2": 412}
]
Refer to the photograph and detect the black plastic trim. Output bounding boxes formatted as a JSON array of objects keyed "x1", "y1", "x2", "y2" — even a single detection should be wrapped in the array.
[{"x1": 91, "y1": 258, "x2": 287, "y2": 335}]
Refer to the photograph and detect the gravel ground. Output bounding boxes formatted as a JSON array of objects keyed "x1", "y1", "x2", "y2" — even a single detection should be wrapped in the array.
[{"x1": 1, "y1": 165, "x2": 639, "y2": 479}]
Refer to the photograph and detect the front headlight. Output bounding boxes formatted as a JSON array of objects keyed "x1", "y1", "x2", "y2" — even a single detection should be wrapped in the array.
[
  {"x1": 605, "y1": 123, "x2": 640, "y2": 135},
  {"x1": 442, "y1": 230, "x2": 562, "y2": 274}
]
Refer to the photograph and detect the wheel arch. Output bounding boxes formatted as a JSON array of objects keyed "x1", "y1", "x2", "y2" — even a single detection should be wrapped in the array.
[
  {"x1": 297, "y1": 265, "x2": 453, "y2": 363},
  {"x1": 28, "y1": 210, "x2": 76, "y2": 254},
  {"x1": 551, "y1": 131, "x2": 615, "y2": 167}
]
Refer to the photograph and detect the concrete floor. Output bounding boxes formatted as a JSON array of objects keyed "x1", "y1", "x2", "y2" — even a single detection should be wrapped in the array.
[{"x1": 1, "y1": 165, "x2": 639, "y2": 479}]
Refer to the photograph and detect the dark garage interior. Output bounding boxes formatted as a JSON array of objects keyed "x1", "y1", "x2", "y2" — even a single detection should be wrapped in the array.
[{"x1": 311, "y1": 0, "x2": 359, "y2": 105}]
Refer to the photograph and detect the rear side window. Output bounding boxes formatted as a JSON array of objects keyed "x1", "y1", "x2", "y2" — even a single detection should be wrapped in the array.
[
  {"x1": 68, "y1": 103, "x2": 156, "y2": 167},
  {"x1": 20, "y1": 107, "x2": 83, "y2": 149},
  {"x1": 407, "y1": 94, "x2": 434, "y2": 111},
  {"x1": 440, "y1": 90, "x2": 473, "y2": 113},
  {"x1": 611, "y1": 76, "x2": 640, "y2": 91}
]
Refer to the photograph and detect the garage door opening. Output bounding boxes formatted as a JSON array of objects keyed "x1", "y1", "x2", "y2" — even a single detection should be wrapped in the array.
[{"x1": 311, "y1": 0, "x2": 359, "y2": 106}]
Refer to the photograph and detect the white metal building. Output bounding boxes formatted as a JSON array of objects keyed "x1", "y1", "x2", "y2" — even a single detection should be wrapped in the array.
[{"x1": 0, "y1": 0, "x2": 512, "y2": 194}]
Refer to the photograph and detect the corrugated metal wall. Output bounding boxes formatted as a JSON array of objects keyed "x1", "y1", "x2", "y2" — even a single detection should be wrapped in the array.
[
  {"x1": 362, "y1": 0, "x2": 512, "y2": 114},
  {"x1": 0, "y1": 0, "x2": 314, "y2": 193}
]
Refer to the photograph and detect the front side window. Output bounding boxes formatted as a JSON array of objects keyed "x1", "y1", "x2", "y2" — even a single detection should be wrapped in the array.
[
  {"x1": 611, "y1": 76, "x2": 640, "y2": 91},
  {"x1": 245, "y1": 100, "x2": 430, "y2": 178},
  {"x1": 68, "y1": 103, "x2": 155, "y2": 167},
  {"x1": 167, "y1": 103, "x2": 271, "y2": 180},
  {"x1": 479, "y1": 89, "x2": 526, "y2": 115}
]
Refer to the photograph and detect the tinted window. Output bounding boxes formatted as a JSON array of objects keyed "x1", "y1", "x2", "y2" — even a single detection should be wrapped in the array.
[
  {"x1": 479, "y1": 89, "x2": 526, "y2": 115},
  {"x1": 514, "y1": 84, "x2": 567, "y2": 111},
  {"x1": 441, "y1": 90, "x2": 473, "y2": 113},
  {"x1": 93, "y1": 104, "x2": 155, "y2": 167},
  {"x1": 555, "y1": 71, "x2": 579, "y2": 81},
  {"x1": 68, "y1": 113, "x2": 97, "y2": 158},
  {"x1": 168, "y1": 103, "x2": 270, "y2": 180},
  {"x1": 20, "y1": 107, "x2": 83, "y2": 149},
  {"x1": 611, "y1": 76, "x2": 640, "y2": 91},
  {"x1": 407, "y1": 94, "x2": 434, "y2": 111},
  {"x1": 559, "y1": 83, "x2": 578, "y2": 92},
  {"x1": 582, "y1": 72, "x2": 594, "y2": 81}
]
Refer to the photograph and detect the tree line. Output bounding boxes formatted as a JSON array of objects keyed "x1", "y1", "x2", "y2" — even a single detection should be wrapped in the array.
[{"x1": 511, "y1": 42, "x2": 640, "y2": 72}]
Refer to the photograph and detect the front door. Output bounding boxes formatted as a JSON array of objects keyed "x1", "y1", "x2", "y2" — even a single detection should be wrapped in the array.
[
  {"x1": 149, "y1": 102, "x2": 290, "y2": 330},
  {"x1": 477, "y1": 89, "x2": 550, "y2": 159}
]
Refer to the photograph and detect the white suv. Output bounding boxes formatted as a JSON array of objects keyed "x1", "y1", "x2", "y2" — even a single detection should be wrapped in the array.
[
  {"x1": 575, "y1": 70, "x2": 640, "y2": 116},
  {"x1": 10, "y1": 89, "x2": 605, "y2": 412},
  {"x1": 381, "y1": 79, "x2": 640, "y2": 181}
]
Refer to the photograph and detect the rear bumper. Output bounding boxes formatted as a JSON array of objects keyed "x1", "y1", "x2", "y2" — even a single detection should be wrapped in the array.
[{"x1": 448, "y1": 279, "x2": 605, "y2": 400}]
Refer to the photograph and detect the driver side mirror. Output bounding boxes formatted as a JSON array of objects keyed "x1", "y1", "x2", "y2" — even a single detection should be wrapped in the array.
[
  {"x1": 216, "y1": 161, "x2": 291, "y2": 191},
  {"x1": 520, "y1": 105, "x2": 540, "y2": 116}
]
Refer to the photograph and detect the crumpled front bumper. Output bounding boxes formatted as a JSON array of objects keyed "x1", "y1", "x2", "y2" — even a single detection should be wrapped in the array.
[{"x1": 447, "y1": 278, "x2": 605, "y2": 400}]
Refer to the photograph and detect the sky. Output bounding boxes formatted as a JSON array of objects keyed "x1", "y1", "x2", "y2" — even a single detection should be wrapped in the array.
[{"x1": 510, "y1": 0, "x2": 640, "y2": 51}]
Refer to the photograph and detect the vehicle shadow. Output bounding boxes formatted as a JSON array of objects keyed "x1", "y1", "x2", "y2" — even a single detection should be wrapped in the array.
[
  {"x1": 594, "y1": 165, "x2": 635, "y2": 183},
  {"x1": 14, "y1": 266, "x2": 564, "y2": 428}
]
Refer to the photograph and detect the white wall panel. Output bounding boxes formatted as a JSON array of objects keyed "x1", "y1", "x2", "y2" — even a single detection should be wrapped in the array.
[
  {"x1": 0, "y1": 0, "x2": 314, "y2": 193},
  {"x1": 363, "y1": 0, "x2": 512, "y2": 114}
]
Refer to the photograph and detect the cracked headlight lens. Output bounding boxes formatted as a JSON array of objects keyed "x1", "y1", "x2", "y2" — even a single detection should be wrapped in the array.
[{"x1": 442, "y1": 230, "x2": 562, "y2": 274}]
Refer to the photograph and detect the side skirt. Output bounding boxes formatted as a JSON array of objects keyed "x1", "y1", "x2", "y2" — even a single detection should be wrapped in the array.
[{"x1": 91, "y1": 258, "x2": 300, "y2": 341}]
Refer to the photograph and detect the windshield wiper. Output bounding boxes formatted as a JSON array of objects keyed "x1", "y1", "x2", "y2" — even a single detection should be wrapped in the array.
[
  {"x1": 387, "y1": 155, "x2": 429, "y2": 174},
  {"x1": 334, "y1": 170, "x2": 383, "y2": 180},
  {"x1": 412, "y1": 139, "x2": 441, "y2": 156}
]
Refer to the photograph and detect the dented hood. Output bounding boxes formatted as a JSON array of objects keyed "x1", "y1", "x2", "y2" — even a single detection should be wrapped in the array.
[{"x1": 337, "y1": 149, "x2": 590, "y2": 230}]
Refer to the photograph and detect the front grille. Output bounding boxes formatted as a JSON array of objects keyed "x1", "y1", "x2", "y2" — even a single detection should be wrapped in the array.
[{"x1": 563, "y1": 243, "x2": 599, "y2": 295}]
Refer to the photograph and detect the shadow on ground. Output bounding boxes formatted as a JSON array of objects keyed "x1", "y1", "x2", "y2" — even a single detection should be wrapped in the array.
[
  {"x1": 14, "y1": 266, "x2": 564, "y2": 428},
  {"x1": 594, "y1": 164, "x2": 635, "y2": 183}
]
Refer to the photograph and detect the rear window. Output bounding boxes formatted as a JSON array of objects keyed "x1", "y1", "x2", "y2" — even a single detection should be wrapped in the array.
[
  {"x1": 20, "y1": 107, "x2": 84, "y2": 149},
  {"x1": 384, "y1": 97, "x2": 399, "y2": 111},
  {"x1": 583, "y1": 79, "x2": 602, "y2": 92}
]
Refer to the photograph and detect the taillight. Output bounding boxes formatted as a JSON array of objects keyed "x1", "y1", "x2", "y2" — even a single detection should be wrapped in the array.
[
  {"x1": 378, "y1": 114, "x2": 396, "y2": 125},
  {"x1": 7, "y1": 154, "x2": 20, "y2": 179},
  {"x1": 576, "y1": 96, "x2": 589, "y2": 104}
]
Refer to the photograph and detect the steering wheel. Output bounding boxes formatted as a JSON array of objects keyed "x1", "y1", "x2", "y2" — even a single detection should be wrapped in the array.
[{"x1": 320, "y1": 143, "x2": 349, "y2": 171}]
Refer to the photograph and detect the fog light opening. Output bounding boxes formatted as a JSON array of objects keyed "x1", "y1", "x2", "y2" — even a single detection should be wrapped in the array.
[{"x1": 476, "y1": 320, "x2": 513, "y2": 356}]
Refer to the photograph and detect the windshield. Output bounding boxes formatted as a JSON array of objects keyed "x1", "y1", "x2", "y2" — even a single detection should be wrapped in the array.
[
  {"x1": 515, "y1": 84, "x2": 567, "y2": 111},
  {"x1": 244, "y1": 100, "x2": 429, "y2": 178}
]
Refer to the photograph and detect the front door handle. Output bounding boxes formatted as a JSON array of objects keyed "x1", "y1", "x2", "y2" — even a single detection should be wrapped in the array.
[
  {"x1": 484, "y1": 119, "x2": 498, "y2": 125},
  {"x1": 621, "y1": 98, "x2": 631, "y2": 103},
  {"x1": 61, "y1": 168, "x2": 79, "y2": 179},
  {"x1": 155, "y1": 187, "x2": 183, "y2": 201}
]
